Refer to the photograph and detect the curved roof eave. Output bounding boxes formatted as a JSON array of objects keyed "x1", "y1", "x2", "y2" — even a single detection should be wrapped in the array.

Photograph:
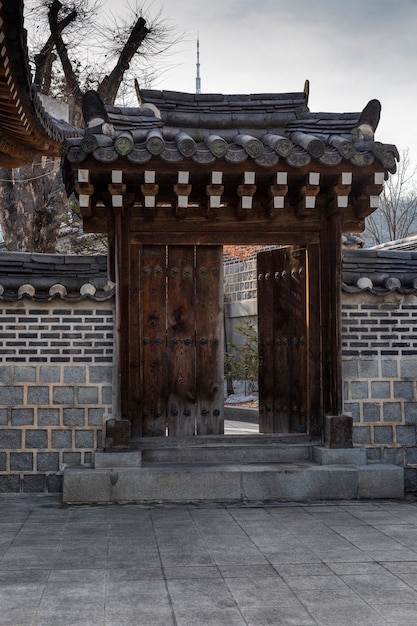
[{"x1": 0, "y1": 0, "x2": 80, "y2": 167}]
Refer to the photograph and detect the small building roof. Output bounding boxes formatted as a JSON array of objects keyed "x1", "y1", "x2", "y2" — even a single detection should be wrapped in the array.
[
  {"x1": 342, "y1": 248, "x2": 417, "y2": 294},
  {"x1": 369, "y1": 234, "x2": 417, "y2": 252},
  {"x1": 1, "y1": 249, "x2": 416, "y2": 300},
  {"x1": 0, "y1": 252, "x2": 113, "y2": 302},
  {"x1": 61, "y1": 88, "x2": 398, "y2": 173}
]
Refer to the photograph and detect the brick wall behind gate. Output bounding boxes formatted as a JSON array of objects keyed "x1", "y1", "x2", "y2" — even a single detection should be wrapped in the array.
[{"x1": 0, "y1": 300, "x2": 114, "y2": 494}]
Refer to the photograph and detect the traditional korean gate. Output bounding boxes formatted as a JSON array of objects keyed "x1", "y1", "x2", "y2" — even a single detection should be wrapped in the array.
[
  {"x1": 258, "y1": 246, "x2": 321, "y2": 434},
  {"x1": 138, "y1": 245, "x2": 224, "y2": 437}
]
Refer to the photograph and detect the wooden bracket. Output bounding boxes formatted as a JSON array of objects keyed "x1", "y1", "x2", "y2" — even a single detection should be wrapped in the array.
[
  {"x1": 108, "y1": 183, "x2": 127, "y2": 196},
  {"x1": 205, "y1": 184, "x2": 224, "y2": 218},
  {"x1": 267, "y1": 172, "x2": 288, "y2": 215},
  {"x1": 269, "y1": 184, "x2": 288, "y2": 208},
  {"x1": 141, "y1": 183, "x2": 159, "y2": 218},
  {"x1": 76, "y1": 169, "x2": 94, "y2": 218},
  {"x1": 75, "y1": 181, "x2": 94, "y2": 196},
  {"x1": 296, "y1": 173, "x2": 320, "y2": 218},
  {"x1": 296, "y1": 184, "x2": 320, "y2": 217},
  {"x1": 353, "y1": 183, "x2": 384, "y2": 219},
  {"x1": 236, "y1": 184, "x2": 256, "y2": 219},
  {"x1": 173, "y1": 183, "x2": 192, "y2": 219},
  {"x1": 332, "y1": 172, "x2": 352, "y2": 210},
  {"x1": 237, "y1": 183, "x2": 256, "y2": 207}
]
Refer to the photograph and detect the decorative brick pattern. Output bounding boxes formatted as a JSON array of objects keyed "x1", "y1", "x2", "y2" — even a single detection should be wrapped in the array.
[
  {"x1": 343, "y1": 295, "x2": 417, "y2": 489},
  {"x1": 0, "y1": 304, "x2": 114, "y2": 364},
  {"x1": 0, "y1": 300, "x2": 114, "y2": 494}
]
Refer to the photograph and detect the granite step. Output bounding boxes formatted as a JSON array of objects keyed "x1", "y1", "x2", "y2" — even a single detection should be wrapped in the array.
[
  {"x1": 63, "y1": 452, "x2": 404, "y2": 505},
  {"x1": 136, "y1": 435, "x2": 319, "y2": 465}
]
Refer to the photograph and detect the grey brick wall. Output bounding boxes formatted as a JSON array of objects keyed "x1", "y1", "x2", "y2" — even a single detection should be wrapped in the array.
[
  {"x1": 2, "y1": 261, "x2": 417, "y2": 493},
  {"x1": 342, "y1": 294, "x2": 417, "y2": 490},
  {"x1": 0, "y1": 300, "x2": 114, "y2": 494}
]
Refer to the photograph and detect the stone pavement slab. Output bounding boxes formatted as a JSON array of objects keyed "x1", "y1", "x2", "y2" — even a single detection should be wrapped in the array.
[{"x1": 1, "y1": 496, "x2": 417, "y2": 624}]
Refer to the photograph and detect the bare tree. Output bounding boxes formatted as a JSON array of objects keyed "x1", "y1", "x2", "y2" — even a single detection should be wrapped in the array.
[
  {"x1": 364, "y1": 149, "x2": 417, "y2": 246},
  {"x1": 0, "y1": 0, "x2": 181, "y2": 253},
  {"x1": 27, "y1": 0, "x2": 181, "y2": 110}
]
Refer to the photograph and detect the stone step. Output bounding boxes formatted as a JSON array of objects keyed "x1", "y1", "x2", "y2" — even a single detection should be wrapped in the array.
[
  {"x1": 129, "y1": 434, "x2": 321, "y2": 465},
  {"x1": 132, "y1": 434, "x2": 319, "y2": 447},
  {"x1": 141, "y1": 443, "x2": 312, "y2": 464},
  {"x1": 63, "y1": 461, "x2": 404, "y2": 505}
]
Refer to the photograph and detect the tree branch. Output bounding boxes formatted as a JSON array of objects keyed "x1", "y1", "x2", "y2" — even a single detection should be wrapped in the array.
[
  {"x1": 34, "y1": 7, "x2": 77, "y2": 92},
  {"x1": 48, "y1": 0, "x2": 82, "y2": 106},
  {"x1": 97, "y1": 16, "x2": 150, "y2": 105}
]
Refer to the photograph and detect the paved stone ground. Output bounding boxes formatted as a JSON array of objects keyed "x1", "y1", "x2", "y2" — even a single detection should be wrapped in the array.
[{"x1": 1, "y1": 497, "x2": 417, "y2": 624}]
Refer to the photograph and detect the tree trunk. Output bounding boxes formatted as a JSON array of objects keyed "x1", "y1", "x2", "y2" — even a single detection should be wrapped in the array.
[{"x1": 0, "y1": 158, "x2": 64, "y2": 253}]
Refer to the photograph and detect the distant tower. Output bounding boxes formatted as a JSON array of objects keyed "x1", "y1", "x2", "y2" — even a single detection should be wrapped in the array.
[{"x1": 196, "y1": 35, "x2": 201, "y2": 94}]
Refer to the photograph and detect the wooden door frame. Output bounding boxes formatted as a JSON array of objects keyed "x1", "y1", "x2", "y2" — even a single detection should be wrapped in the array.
[{"x1": 112, "y1": 200, "x2": 344, "y2": 442}]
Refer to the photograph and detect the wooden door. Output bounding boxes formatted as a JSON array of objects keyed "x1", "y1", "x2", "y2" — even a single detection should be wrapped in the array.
[
  {"x1": 257, "y1": 247, "x2": 310, "y2": 434},
  {"x1": 138, "y1": 245, "x2": 224, "y2": 437},
  {"x1": 140, "y1": 245, "x2": 167, "y2": 437}
]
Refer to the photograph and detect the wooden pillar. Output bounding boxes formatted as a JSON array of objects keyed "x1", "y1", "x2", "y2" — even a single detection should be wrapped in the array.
[
  {"x1": 307, "y1": 242, "x2": 323, "y2": 436},
  {"x1": 106, "y1": 170, "x2": 137, "y2": 442},
  {"x1": 320, "y1": 196, "x2": 343, "y2": 417},
  {"x1": 320, "y1": 190, "x2": 353, "y2": 447}
]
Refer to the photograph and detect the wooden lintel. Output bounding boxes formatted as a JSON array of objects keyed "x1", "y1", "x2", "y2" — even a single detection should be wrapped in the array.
[{"x1": 128, "y1": 230, "x2": 321, "y2": 246}]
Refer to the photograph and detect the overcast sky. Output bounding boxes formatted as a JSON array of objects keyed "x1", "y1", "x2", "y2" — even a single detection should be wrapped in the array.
[{"x1": 103, "y1": 0, "x2": 417, "y2": 167}]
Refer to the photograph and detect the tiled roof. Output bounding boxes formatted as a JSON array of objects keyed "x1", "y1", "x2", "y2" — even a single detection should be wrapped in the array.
[
  {"x1": 342, "y1": 249, "x2": 417, "y2": 294},
  {"x1": 1, "y1": 249, "x2": 416, "y2": 300},
  {"x1": 61, "y1": 88, "x2": 398, "y2": 173},
  {"x1": 0, "y1": 252, "x2": 114, "y2": 302},
  {"x1": 0, "y1": 1, "x2": 399, "y2": 176},
  {"x1": 369, "y1": 235, "x2": 417, "y2": 252}
]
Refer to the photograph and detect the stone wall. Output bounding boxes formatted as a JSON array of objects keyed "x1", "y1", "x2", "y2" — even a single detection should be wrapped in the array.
[
  {"x1": 342, "y1": 293, "x2": 417, "y2": 490},
  {"x1": 1, "y1": 251, "x2": 417, "y2": 493},
  {"x1": 0, "y1": 300, "x2": 114, "y2": 494}
]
